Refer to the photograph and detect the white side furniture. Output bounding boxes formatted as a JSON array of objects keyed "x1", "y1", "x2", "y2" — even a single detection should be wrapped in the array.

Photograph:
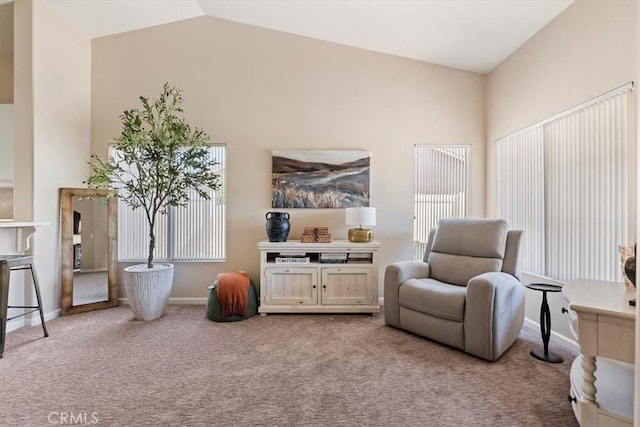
[
  {"x1": 258, "y1": 240, "x2": 380, "y2": 315},
  {"x1": 562, "y1": 279, "x2": 636, "y2": 426}
]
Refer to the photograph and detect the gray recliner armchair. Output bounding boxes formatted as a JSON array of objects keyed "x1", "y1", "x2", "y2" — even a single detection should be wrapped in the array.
[{"x1": 384, "y1": 218, "x2": 524, "y2": 361}]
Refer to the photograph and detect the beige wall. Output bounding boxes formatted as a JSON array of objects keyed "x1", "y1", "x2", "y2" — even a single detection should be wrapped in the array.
[
  {"x1": 91, "y1": 16, "x2": 487, "y2": 299},
  {"x1": 13, "y1": 0, "x2": 33, "y2": 222},
  {"x1": 7, "y1": 0, "x2": 32, "y2": 321},
  {"x1": 0, "y1": 2, "x2": 13, "y2": 103},
  {"x1": 31, "y1": 0, "x2": 92, "y2": 315},
  {"x1": 0, "y1": 2, "x2": 14, "y2": 219},
  {"x1": 486, "y1": 0, "x2": 638, "y2": 342},
  {"x1": 487, "y1": 0, "x2": 637, "y2": 211},
  {"x1": 0, "y1": 55, "x2": 13, "y2": 103},
  {"x1": 9, "y1": 0, "x2": 91, "y2": 318}
]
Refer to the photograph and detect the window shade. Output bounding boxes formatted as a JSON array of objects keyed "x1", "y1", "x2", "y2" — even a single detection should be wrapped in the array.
[
  {"x1": 414, "y1": 145, "x2": 470, "y2": 260},
  {"x1": 111, "y1": 144, "x2": 226, "y2": 262},
  {"x1": 497, "y1": 83, "x2": 633, "y2": 282}
]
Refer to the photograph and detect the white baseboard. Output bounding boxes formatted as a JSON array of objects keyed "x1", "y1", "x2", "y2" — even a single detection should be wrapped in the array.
[
  {"x1": 6, "y1": 308, "x2": 61, "y2": 333},
  {"x1": 6, "y1": 317, "x2": 27, "y2": 333},
  {"x1": 118, "y1": 297, "x2": 208, "y2": 305},
  {"x1": 8, "y1": 299, "x2": 208, "y2": 333}
]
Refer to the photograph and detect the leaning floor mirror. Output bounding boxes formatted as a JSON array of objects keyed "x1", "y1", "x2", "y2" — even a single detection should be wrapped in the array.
[{"x1": 60, "y1": 188, "x2": 118, "y2": 315}]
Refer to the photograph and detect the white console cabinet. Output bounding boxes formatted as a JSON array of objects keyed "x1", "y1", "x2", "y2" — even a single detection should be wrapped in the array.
[
  {"x1": 562, "y1": 279, "x2": 635, "y2": 426},
  {"x1": 258, "y1": 240, "x2": 381, "y2": 315}
]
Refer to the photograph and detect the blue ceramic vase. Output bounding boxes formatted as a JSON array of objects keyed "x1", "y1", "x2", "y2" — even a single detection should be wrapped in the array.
[{"x1": 265, "y1": 212, "x2": 290, "y2": 242}]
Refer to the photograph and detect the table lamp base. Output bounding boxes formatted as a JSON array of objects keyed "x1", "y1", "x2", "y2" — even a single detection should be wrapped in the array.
[{"x1": 348, "y1": 228, "x2": 373, "y2": 243}]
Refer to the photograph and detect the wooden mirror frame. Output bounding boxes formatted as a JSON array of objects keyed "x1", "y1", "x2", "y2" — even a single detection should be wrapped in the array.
[{"x1": 60, "y1": 188, "x2": 118, "y2": 315}]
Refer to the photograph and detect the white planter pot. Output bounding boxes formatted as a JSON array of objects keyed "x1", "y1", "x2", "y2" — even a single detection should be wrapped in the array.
[{"x1": 124, "y1": 263, "x2": 174, "y2": 321}]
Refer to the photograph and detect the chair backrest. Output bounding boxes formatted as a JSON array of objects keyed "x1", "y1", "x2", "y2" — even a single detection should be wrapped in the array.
[
  {"x1": 502, "y1": 229, "x2": 523, "y2": 279},
  {"x1": 425, "y1": 218, "x2": 519, "y2": 286}
]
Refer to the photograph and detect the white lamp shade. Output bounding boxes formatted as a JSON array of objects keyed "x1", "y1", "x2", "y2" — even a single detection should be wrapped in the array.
[{"x1": 345, "y1": 207, "x2": 376, "y2": 227}]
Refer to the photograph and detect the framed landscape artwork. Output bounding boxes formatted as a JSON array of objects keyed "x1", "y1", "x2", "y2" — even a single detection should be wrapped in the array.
[{"x1": 272, "y1": 150, "x2": 370, "y2": 208}]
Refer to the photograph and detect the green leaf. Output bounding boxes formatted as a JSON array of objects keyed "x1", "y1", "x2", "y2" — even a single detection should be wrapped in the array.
[{"x1": 85, "y1": 83, "x2": 222, "y2": 266}]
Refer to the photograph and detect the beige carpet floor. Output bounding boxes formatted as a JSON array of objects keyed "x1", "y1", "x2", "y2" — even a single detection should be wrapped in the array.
[{"x1": 1, "y1": 305, "x2": 578, "y2": 427}]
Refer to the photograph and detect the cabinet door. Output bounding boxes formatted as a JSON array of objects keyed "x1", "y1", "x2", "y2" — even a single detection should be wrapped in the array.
[
  {"x1": 265, "y1": 267, "x2": 318, "y2": 305},
  {"x1": 321, "y1": 267, "x2": 373, "y2": 305}
]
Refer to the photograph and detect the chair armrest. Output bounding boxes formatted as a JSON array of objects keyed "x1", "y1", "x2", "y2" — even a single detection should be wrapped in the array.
[
  {"x1": 383, "y1": 261, "x2": 430, "y2": 327},
  {"x1": 464, "y1": 272, "x2": 525, "y2": 361}
]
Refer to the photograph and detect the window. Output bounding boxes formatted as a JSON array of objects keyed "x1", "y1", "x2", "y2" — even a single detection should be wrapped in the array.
[
  {"x1": 111, "y1": 144, "x2": 226, "y2": 262},
  {"x1": 496, "y1": 83, "x2": 633, "y2": 282},
  {"x1": 413, "y1": 145, "x2": 470, "y2": 260}
]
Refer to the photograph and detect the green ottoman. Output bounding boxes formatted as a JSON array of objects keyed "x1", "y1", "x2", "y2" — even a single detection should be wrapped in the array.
[{"x1": 206, "y1": 279, "x2": 259, "y2": 322}]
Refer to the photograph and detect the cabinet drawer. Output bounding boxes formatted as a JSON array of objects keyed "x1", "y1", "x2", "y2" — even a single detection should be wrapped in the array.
[
  {"x1": 265, "y1": 267, "x2": 318, "y2": 305},
  {"x1": 321, "y1": 267, "x2": 373, "y2": 305}
]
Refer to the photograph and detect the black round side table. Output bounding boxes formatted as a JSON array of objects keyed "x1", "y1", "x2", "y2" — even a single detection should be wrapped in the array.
[{"x1": 526, "y1": 283, "x2": 563, "y2": 363}]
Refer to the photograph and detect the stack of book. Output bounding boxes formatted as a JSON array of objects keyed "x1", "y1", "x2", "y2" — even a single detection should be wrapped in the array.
[
  {"x1": 319, "y1": 252, "x2": 348, "y2": 264},
  {"x1": 301, "y1": 226, "x2": 332, "y2": 243},
  {"x1": 347, "y1": 252, "x2": 373, "y2": 264},
  {"x1": 275, "y1": 252, "x2": 310, "y2": 264}
]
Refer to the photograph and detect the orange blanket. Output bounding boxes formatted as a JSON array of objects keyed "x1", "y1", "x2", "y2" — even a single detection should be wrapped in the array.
[{"x1": 217, "y1": 272, "x2": 250, "y2": 317}]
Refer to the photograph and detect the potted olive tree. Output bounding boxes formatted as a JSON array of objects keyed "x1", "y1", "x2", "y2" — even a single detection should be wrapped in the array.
[{"x1": 86, "y1": 83, "x2": 221, "y2": 320}]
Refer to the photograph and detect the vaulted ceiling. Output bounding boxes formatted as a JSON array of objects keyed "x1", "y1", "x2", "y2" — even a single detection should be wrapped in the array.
[{"x1": 33, "y1": 0, "x2": 574, "y2": 74}]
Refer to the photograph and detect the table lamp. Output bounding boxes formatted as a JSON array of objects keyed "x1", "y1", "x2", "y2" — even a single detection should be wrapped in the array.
[{"x1": 345, "y1": 207, "x2": 376, "y2": 243}]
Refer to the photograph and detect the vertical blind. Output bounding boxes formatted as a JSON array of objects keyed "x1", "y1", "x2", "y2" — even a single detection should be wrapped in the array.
[
  {"x1": 496, "y1": 128, "x2": 545, "y2": 275},
  {"x1": 497, "y1": 83, "x2": 633, "y2": 283},
  {"x1": 414, "y1": 145, "x2": 470, "y2": 260},
  {"x1": 112, "y1": 144, "x2": 226, "y2": 262}
]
